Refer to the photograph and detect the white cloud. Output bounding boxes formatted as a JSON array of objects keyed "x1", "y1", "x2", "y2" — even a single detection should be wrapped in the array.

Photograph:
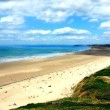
[
  {"x1": 52, "y1": 27, "x2": 91, "y2": 35},
  {"x1": 1, "y1": 0, "x2": 110, "y2": 22},
  {"x1": 0, "y1": 29, "x2": 19, "y2": 34},
  {"x1": 0, "y1": 15, "x2": 24, "y2": 25},
  {"x1": 88, "y1": 18, "x2": 98, "y2": 22},
  {"x1": 100, "y1": 21, "x2": 110, "y2": 28},
  {"x1": 103, "y1": 31, "x2": 110, "y2": 36},
  {"x1": 0, "y1": 27, "x2": 90, "y2": 36},
  {"x1": 25, "y1": 27, "x2": 91, "y2": 36},
  {"x1": 25, "y1": 29, "x2": 51, "y2": 35},
  {"x1": 19, "y1": 37, "x2": 35, "y2": 41},
  {"x1": 66, "y1": 36, "x2": 86, "y2": 40}
]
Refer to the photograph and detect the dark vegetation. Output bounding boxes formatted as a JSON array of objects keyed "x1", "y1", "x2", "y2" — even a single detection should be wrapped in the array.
[{"x1": 13, "y1": 67, "x2": 110, "y2": 110}]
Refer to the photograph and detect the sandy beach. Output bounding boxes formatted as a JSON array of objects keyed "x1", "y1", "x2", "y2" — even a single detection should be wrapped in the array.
[{"x1": 0, "y1": 46, "x2": 110, "y2": 110}]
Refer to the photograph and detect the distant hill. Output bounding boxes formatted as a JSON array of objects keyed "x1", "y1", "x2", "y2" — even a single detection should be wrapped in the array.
[
  {"x1": 13, "y1": 67, "x2": 110, "y2": 110},
  {"x1": 90, "y1": 44, "x2": 110, "y2": 47}
]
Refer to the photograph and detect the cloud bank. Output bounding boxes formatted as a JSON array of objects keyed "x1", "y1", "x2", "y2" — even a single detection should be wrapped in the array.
[
  {"x1": 0, "y1": 0, "x2": 110, "y2": 22},
  {"x1": 0, "y1": 0, "x2": 110, "y2": 44}
]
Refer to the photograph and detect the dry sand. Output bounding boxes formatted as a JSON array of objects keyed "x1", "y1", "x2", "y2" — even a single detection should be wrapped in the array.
[{"x1": 0, "y1": 46, "x2": 110, "y2": 110}]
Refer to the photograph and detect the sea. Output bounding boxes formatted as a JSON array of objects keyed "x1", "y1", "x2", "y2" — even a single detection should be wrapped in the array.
[{"x1": 0, "y1": 45, "x2": 90, "y2": 63}]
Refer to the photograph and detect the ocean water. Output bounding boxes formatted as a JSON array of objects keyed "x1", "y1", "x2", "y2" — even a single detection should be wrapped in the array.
[{"x1": 0, "y1": 45, "x2": 90, "y2": 63}]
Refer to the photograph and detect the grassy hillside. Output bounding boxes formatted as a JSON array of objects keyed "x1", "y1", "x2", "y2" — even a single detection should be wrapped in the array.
[{"x1": 13, "y1": 67, "x2": 110, "y2": 110}]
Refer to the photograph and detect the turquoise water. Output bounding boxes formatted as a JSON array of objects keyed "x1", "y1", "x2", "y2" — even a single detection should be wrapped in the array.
[{"x1": 0, "y1": 45, "x2": 90, "y2": 63}]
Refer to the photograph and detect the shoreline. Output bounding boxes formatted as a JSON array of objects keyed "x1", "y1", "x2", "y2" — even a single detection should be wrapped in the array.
[
  {"x1": 1, "y1": 44, "x2": 110, "y2": 65},
  {"x1": 0, "y1": 46, "x2": 91, "y2": 64},
  {"x1": 0, "y1": 46, "x2": 110, "y2": 110},
  {"x1": 0, "y1": 46, "x2": 109, "y2": 87},
  {"x1": 0, "y1": 47, "x2": 94, "y2": 87}
]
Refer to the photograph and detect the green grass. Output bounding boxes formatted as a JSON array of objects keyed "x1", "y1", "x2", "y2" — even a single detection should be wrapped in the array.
[
  {"x1": 13, "y1": 67, "x2": 110, "y2": 110},
  {"x1": 14, "y1": 101, "x2": 110, "y2": 110},
  {"x1": 82, "y1": 78, "x2": 110, "y2": 91},
  {"x1": 94, "y1": 67, "x2": 110, "y2": 76}
]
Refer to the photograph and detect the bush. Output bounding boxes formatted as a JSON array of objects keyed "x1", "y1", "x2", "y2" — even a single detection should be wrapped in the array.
[{"x1": 96, "y1": 93, "x2": 110, "y2": 100}]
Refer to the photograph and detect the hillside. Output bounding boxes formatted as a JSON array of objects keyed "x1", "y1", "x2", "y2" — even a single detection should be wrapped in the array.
[{"x1": 13, "y1": 67, "x2": 110, "y2": 110}]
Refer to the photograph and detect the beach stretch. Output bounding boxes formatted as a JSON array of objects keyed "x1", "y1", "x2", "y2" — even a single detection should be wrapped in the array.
[{"x1": 0, "y1": 46, "x2": 110, "y2": 110}]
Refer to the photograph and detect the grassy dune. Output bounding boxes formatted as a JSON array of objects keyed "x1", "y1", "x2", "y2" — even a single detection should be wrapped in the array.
[{"x1": 13, "y1": 67, "x2": 110, "y2": 110}]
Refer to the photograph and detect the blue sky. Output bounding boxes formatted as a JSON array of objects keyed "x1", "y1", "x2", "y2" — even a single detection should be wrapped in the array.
[{"x1": 0, "y1": 0, "x2": 110, "y2": 45}]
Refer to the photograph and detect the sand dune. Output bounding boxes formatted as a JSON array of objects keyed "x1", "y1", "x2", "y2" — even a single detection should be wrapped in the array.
[{"x1": 0, "y1": 46, "x2": 110, "y2": 110}]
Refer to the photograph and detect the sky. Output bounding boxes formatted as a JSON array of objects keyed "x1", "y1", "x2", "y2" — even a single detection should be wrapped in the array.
[{"x1": 0, "y1": 0, "x2": 110, "y2": 45}]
